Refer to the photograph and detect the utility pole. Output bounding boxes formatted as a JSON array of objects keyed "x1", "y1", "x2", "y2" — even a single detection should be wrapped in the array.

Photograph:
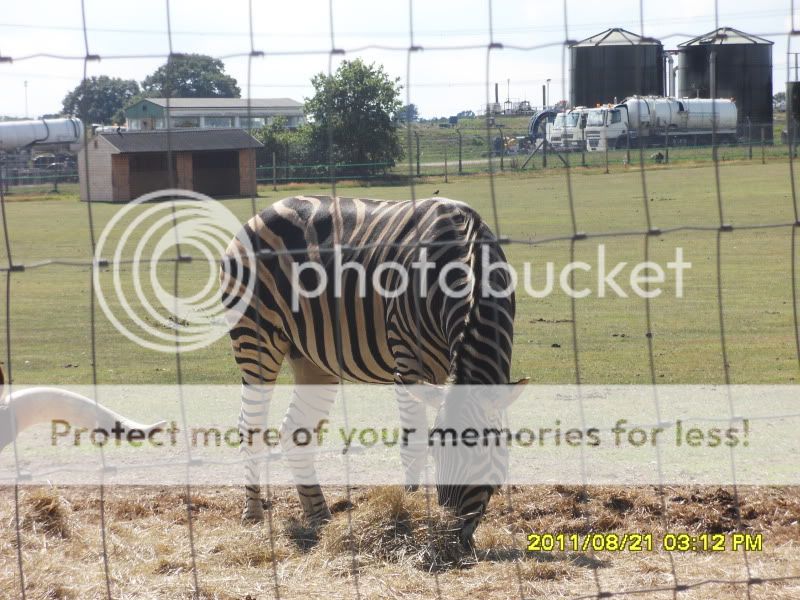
[{"x1": 546, "y1": 78, "x2": 551, "y2": 107}]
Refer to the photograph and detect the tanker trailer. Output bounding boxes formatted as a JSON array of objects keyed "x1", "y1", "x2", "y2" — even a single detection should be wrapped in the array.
[{"x1": 0, "y1": 118, "x2": 84, "y2": 152}]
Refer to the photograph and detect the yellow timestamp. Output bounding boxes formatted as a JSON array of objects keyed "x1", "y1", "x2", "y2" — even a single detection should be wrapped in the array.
[{"x1": 526, "y1": 532, "x2": 763, "y2": 553}]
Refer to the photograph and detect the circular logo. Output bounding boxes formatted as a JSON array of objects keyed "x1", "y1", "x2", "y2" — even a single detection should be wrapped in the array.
[{"x1": 94, "y1": 189, "x2": 255, "y2": 353}]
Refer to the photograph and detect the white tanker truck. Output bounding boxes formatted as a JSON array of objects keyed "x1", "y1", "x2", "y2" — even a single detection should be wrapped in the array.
[{"x1": 583, "y1": 96, "x2": 738, "y2": 152}]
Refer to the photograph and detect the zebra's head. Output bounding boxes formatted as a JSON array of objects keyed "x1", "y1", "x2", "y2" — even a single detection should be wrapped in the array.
[{"x1": 410, "y1": 379, "x2": 528, "y2": 547}]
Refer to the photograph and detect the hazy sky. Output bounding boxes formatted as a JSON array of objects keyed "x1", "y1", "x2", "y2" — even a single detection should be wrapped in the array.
[{"x1": 0, "y1": 0, "x2": 797, "y2": 119}]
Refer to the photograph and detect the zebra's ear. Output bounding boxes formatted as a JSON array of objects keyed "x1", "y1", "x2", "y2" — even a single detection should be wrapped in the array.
[
  {"x1": 494, "y1": 378, "x2": 529, "y2": 410},
  {"x1": 397, "y1": 381, "x2": 446, "y2": 409}
]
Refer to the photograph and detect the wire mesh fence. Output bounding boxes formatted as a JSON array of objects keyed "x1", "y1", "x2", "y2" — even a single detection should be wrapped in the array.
[{"x1": 1, "y1": 0, "x2": 800, "y2": 599}]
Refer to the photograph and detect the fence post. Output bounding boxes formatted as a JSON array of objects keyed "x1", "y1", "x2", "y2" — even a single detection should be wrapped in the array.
[
  {"x1": 626, "y1": 129, "x2": 631, "y2": 165},
  {"x1": 664, "y1": 129, "x2": 669, "y2": 164},
  {"x1": 496, "y1": 126, "x2": 504, "y2": 172},
  {"x1": 761, "y1": 128, "x2": 765, "y2": 164},
  {"x1": 284, "y1": 142, "x2": 290, "y2": 184},
  {"x1": 604, "y1": 139, "x2": 609, "y2": 174},
  {"x1": 272, "y1": 151, "x2": 277, "y2": 191},
  {"x1": 543, "y1": 139, "x2": 548, "y2": 168},
  {"x1": 415, "y1": 131, "x2": 420, "y2": 177},
  {"x1": 747, "y1": 117, "x2": 752, "y2": 160},
  {"x1": 444, "y1": 143, "x2": 448, "y2": 184},
  {"x1": 457, "y1": 129, "x2": 463, "y2": 175}
]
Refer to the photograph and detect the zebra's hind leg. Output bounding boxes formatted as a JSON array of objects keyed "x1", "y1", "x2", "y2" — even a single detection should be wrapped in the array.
[
  {"x1": 238, "y1": 381, "x2": 277, "y2": 523},
  {"x1": 280, "y1": 356, "x2": 339, "y2": 528}
]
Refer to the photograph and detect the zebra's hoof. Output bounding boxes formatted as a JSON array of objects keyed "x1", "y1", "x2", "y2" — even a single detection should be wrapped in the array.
[
  {"x1": 309, "y1": 510, "x2": 332, "y2": 529},
  {"x1": 241, "y1": 502, "x2": 265, "y2": 524},
  {"x1": 459, "y1": 532, "x2": 476, "y2": 551},
  {"x1": 241, "y1": 512, "x2": 264, "y2": 525}
]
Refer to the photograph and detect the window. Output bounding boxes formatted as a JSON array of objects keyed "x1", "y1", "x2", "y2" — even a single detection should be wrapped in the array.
[
  {"x1": 172, "y1": 117, "x2": 200, "y2": 128},
  {"x1": 240, "y1": 116, "x2": 265, "y2": 129},
  {"x1": 586, "y1": 111, "x2": 605, "y2": 127},
  {"x1": 610, "y1": 110, "x2": 622, "y2": 124},
  {"x1": 205, "y1": 116, "x2": 235, "y2": 128},
  {"x1": 554, "y1": 115, "x2": 565, "y2": 128}
]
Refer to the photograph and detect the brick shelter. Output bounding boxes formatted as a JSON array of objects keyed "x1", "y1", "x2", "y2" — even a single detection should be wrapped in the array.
[{"x1": 78, "y1": 129, "x2": 262, "y2": 202}]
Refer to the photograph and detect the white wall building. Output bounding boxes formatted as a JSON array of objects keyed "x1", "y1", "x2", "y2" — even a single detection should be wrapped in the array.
[{"x1": 124, "y1": 97, "x2": 305, "y2": 131}]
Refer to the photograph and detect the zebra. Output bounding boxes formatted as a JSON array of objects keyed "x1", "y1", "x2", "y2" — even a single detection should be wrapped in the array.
[{"x1": 220, "y1": 195, "x2": 527, "y2": 547}]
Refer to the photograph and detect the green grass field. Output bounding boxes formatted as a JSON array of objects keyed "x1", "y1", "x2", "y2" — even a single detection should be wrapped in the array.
[{"x1": 1, "y1": 157, "x2": 798, "y2": 387}]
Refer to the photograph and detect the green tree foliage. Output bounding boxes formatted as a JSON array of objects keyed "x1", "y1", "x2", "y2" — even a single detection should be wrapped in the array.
[
  {"x1": 398, "y1": 103, "x2": 419, "y2": 123},
  {"x1": 305, "y1": 59, "x2": 403, "y2": 174},
  {"x1": 141, "y1": 54, "x2": 240, "y2": 98},
  {"x1": 61, "y1": 76, "x2": 140, "y2": 124},
  {"x1": 255, "y1": 117, "x2": 315, "y2": 163}
]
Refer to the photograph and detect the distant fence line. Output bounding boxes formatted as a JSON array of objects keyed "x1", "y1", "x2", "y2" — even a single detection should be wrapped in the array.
[{"x1": 1, "y1": 120, "x2": 794, "y2": 193}]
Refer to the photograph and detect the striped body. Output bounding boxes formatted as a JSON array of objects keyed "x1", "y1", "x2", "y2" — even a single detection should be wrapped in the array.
[{"x1": 221, "y1": 195, "x2": 517, "y2": 544}]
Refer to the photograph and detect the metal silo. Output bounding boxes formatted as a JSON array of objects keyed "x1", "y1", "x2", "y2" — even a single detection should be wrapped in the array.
[
  {"x1": 570, "y1": 28, "x2": 664, "y2": 108},
  {"x1": 678, "y1": 27, "x2": 773, "y2": 140}
]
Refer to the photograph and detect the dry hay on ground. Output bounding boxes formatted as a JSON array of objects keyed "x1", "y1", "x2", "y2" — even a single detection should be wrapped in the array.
[{"x1": 1, "y1": 485, "x2": 799, "y2": 599}]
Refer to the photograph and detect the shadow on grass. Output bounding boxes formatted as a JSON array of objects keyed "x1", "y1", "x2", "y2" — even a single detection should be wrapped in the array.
[
  {"x1": 476, "y1": 547, "x2": 608, "y2": 570},
  {"x1": 285, "y1": 517, "x2": 319, "y2": 552}
]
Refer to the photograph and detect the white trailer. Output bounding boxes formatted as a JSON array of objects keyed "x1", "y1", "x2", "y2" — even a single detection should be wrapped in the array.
[{"x1": 584, "y1": 96, "x2": 737, "y2": 152}]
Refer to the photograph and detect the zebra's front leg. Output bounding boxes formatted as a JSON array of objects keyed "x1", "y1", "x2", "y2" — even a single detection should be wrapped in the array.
[
  {"x1": 394, "y1": 378, "x2": 431, "y2": 491},
  {"x1": 281, "y1": 357, "x2": 339, "y2": 527}
]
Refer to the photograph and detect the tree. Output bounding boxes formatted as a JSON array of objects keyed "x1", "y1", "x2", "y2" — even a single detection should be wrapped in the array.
[
  {"x1": 141, "y1": 54, "x2": 240, "y2": 98},
  {"x1": 61, "y1": 76, "x2": 140, "y2": 124},
  {"x1": 774, "y1": 92, "x2": 786, "y2": 103},
  {"x1": 398, "y1": 103, "x2": 419, "y2": 123},
  {"x1": 305, "y1": 59, "x2": 403, "y2": 174},
  {"x1": 255, "y1": 117, "x2": 316, "y2": 164}
]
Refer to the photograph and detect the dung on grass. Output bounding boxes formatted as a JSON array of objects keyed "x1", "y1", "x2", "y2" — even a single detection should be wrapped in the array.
[
  {"x1": 22, "y1": 489, "x2": 70, "y2": 538},
  {"x1": 316, "y1": 487, "x2": 467, "y2": 572}
]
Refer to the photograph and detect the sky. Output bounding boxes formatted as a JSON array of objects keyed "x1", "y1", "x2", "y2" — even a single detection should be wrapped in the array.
[{"x1": 0, "y1": 0, "x2": 798, "y2": 120}]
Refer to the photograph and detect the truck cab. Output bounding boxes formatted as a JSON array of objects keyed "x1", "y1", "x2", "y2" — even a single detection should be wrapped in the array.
[
  {"x1": 547, "y1": 107, "x2": 589, "y2": 151},
  {"x1": 584, "y1": 106, "x2": 627, "y2": 152}
]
